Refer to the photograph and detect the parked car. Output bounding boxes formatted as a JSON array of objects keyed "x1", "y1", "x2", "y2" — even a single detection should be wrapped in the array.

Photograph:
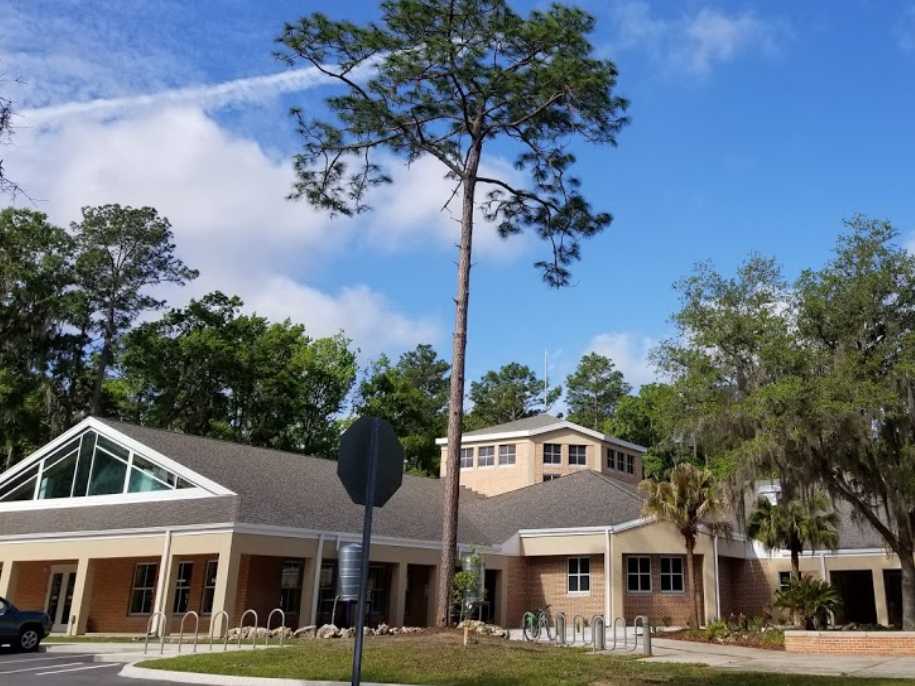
[{"x1": 0, "y1": 597, "x2": 52, "y2": 651}]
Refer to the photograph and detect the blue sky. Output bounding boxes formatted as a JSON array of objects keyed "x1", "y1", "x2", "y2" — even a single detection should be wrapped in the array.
[{"x1": 4, "y1": 0, "x2": 915, "y2": 397}]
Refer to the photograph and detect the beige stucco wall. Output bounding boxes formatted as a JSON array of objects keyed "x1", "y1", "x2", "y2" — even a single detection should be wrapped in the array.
[{"x1": 440, "y1": 427, "x2": 642, "y2": 496}]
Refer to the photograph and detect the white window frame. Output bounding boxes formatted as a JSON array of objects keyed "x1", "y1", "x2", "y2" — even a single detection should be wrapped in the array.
[
  {"x1": 543, "y1": 443, "x2": 562, "y2": 465},
  {"x1": 498, "y1": 444, "x2": 516, "y2": 466},
  {"x1": 626, "y1": 454, "x2": 634, "y2": 474},
  {"x1": 477, "y1": 445, "x2": 495, "y2": 468},
  {"x1": 459, "y1": 447, "x2": 474, "y2": 469},
  {"x1": 200, "y1": 559, "x2": 219, "y2": 615},
  {"x1": 659, "y1": 556, "x2": 685, "y2": 593},
  {"x1": 616, "y1": 450, "x2": 625, "y2": 471},
  {"x1": 173, "y1": 560, "x2": 194, "y2": 613},
  {"x1": 606, "y1": 448, "x2": 615, "y2": 470},
  {"x1": 627, "y1": 556, "x2": 652, "y2": 593},
  {"x1": 567, "y1": 557, "x2": 591, "y2": 595},
  {"x1": 778, "y1": 571, "x2": 792, "y2": 591},
  {"x1": 568, "y1": 444, "x2": 587, "y2": 466}
]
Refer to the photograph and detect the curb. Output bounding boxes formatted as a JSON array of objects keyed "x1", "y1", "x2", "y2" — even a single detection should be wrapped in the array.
[{"x1": 119, "y1": 662, "x2": 422, "y2": 686}]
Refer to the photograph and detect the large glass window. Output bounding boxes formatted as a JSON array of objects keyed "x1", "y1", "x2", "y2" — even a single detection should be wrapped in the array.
[
  {"x1": 626, "y1": 454, "x2": 634, "y2": 474},
  {"x1": 477, "y1": 446, "x2": 495, "y2": 467},
  {"x1": 280, "y1": 559, "x2": 304, "y2": 614},
  {"x1": 660, "y1": 557, "x2": 684, "y2": 592},
  {"x1": 173, "y1": 561, "x2": 194, "y2": 613},
  {"x1": 627, "y1": 556, "x2": 651, "y2": 592},
  {"x1": 498, "y1": 444, "x2": 516, "y2": 465},
  {"x1": 0, "y1": 429, "x2": 197, "y2": 503},
  {"x1": 129, "y1": 563, "x2": 158, "y2": 615},
  {"x1": 568, "y1": 445, "x2": 587, "y2": 466},
  {"x1": 543, "y1": 443, "x2": 561, "y2": 465},
  {"x1": 567, "y1": 557, "x2": 590, "y2": 593},
  {"x1": 616, "y1": 450, "x2": 626, "y2": 471},
  {"x1": 459, "y1": 448, "x2": 474, "y2": 469},
  {"x1": 200, "y1": 560, "x2": 219, "y2": 614}
]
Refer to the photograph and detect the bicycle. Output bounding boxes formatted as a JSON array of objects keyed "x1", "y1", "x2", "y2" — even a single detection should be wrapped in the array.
[{"x1": 521, "y1": 604, "x2": 555, "y2": 641}]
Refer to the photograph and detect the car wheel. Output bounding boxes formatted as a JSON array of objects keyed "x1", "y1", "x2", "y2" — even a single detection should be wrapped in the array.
[{"x1": 18, "y1": 627, "x2": 41, "y2": 652}]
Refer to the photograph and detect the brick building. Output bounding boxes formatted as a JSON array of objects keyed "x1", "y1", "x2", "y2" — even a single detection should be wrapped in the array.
[{"x1": 0, "y1": 415, "x2": 904, "y2": 635}]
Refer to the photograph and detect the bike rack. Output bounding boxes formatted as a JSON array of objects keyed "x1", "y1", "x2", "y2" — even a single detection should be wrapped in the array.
[
  {"x1": 237, "y1": 609, "x2": 259, "y2": 649},
  {"x1": 633, "y1": 615, "x2": 651, "y2": 656},
  {"x1": 572, "y1": 615, "x2": 586, "y2": 645},
  {"x1": 265, "y1": 608, "x2": 287, "y2": 647},
  {"x1": 144, "y1": 612, "x2": 168, "y2": 655},
  {"x1": 554, "y1": 612, "x2": 566, "y2": 645},
  {"x1": 540, "y1": 610, "x2": 554, "y2": 641},
  {"x1": 590, "y1": 615, "x2": 606, "y2": 652},
  {"x1": 611, "y1": 616, "x2": 626, "y2": 651},
  {"x1": 178, "y1": 611, "x2": 200, "y2": 654},
  {"x1": 208, "y1": 610, "x2": 230, "y2": 651}
]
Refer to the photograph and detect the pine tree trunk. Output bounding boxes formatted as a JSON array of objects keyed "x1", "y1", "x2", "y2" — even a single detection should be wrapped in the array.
[
  {"x1": 91, "y1": 309, "x2": 116, "y2": 415},
  {"x1": 791, "y1": 548, "x2": 801, "y2": 579},
  {"x1": 436, "y1": 144, "x2": 481, "y2": 627},
  {"x1": 686, "y1": 539, "x2": 700, "y2": 628},
  {"x1": 901, "y1": 550, "x2": 915, "y2": 630}
]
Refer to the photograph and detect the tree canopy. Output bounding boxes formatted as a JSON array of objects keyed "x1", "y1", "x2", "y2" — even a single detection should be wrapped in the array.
[
  {"x1": 565, "y1": 351, "x2": 630, "y2": 430},
  {"x1": 466, "y1": 361, "x2": 559, "y2": 429}
]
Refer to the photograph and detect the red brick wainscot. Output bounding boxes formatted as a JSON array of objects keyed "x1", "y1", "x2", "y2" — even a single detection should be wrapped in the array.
[{"x1": 785, "y1": 631, "x2": 915, "y2": 656}]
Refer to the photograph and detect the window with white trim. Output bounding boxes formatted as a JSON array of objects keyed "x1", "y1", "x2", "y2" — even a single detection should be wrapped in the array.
[
  {"x1": 660, "y1": 557, "x2": 684, "y2": 592},
  {"x1": 626, "y1": 454, "x2": 634, "y2": 474},
  {"x1": 129, "y1": 563, "x2": 158, "y2": 615},
  {"x1": 568, "y1": 444, "x2": 587, "y2": 466},
  {"x1": 606, "y1": 448, "x2": 615, "y2": 470},
  {"x1": 778, "y1": 571, "x2": 792, "y2": 590},
  {"x1": 616, "y1": 450, "x2": 625, "y2": 471},
  {"x1": 459, "y1": 448, "x2": 474, "y2": 469},
  {"x1": 543, "y1": 473, "x2": 561, "y2": 482},
  {"x1": 627, "y1": 556, "x2": 651, "y2": 592},
  {"x1": 173, "y1": 561, "x2": 194, "y2": 613},
  {"x1": 477, "y1": 446, "x2": 495, "y2": 467},
  {"x1": 200, "y1": 560, "x2": 218, "y2": 614},
  {"x1": 543, "y1": 443, "x2": 561, "y2": 465},
  {"x1": 498, "y1": 444, "x2": 516, "y2": 465},
  {"x1": 0, "y1": 429, "x2": 195, "y2": 503},
  {"x1": 567, "y1": 557, "x2": 591, "y2": 593},
  {"x1": 280, "y1": 559, "x2": 304, "y2": 614}
]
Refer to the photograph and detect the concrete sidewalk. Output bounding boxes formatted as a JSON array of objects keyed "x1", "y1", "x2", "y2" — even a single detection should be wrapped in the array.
[
  {"x1": 647, "y1": 637, "x2": 915, "y2": 680},
  {"x1": 45, "y1": 641, "x2": 283, "y2": 664}
]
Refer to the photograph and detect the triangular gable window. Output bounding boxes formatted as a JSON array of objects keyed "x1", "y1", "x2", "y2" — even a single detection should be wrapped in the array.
[{"x1": 0, "y1": 429, "x2": 195, "y2": 502}]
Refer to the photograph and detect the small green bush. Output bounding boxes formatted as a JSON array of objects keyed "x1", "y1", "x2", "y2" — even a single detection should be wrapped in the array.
[{"x1": 774, "y1": 575, "x2": 842, "y2": 629}]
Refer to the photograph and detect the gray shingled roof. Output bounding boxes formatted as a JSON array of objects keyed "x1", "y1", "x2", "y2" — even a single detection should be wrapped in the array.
[
  {"x1": 464, "y1": 470, "x2": 645, "y2": 542},
  {"x1": 463, "y1": 414, "x2": 562, "y2": 437}
]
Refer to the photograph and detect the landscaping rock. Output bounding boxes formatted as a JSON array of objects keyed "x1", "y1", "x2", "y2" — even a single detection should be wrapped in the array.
[
  {"x1": 340, "y1": 627, "x2": 356, "y2": 639},
  {"x1": 317, "y1": 624, "x2": 340, "y2": 639}
]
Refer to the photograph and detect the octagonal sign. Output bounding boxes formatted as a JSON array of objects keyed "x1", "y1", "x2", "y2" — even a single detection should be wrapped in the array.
[{"x1": 338, "y1": 416, "x2": 404, "y2": 507}]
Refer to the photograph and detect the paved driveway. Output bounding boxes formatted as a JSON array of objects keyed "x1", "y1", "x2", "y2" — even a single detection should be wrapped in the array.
[{"x1": 0, "y1": 648, "x2": 174, "y2": 686}]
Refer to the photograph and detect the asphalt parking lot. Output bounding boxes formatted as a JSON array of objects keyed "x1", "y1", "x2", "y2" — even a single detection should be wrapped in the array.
[{"x1": 0, "y1": 649, "x2": 174, "y2": 686}]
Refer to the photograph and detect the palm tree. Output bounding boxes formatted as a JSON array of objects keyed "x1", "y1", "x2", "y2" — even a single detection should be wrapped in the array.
[
  {"x1": 639, "y1": 463, "x2": 730, "y2": 628},
  {"x1": 747, "y1": 493, "x2": 839, "y2": 580}
]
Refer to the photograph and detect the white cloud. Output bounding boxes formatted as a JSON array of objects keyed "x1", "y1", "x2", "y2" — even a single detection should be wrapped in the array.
[
  {"x1": 17, "y1": 66, "x2": 336, "y2": 127},
  {"x1": 606, "y1": 2, "x2": 788, "y2": 76},
  {"x1": 586, "y1": 331, "x2": 658, "y2": 389}
]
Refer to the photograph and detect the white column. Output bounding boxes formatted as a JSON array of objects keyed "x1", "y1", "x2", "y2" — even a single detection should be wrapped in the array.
[
  {"x1": 713, "y1": 535, "x2": 721, "y2": 621},
  {"x1": 151, "y1": 530, "x2": 173, "y2": 636},
  {"x1": 604, "y1": 528, "x2": 612, "y2": 623},
  {"x1": 69, "y1": 557, "x2": 93, "y2": 635},
  {"x1": 0, "y1": 560, "x2": 15, "y2": 599},
  {"x1": 211, "y1": 538, "x2": 242, "y2": 636},
  {"x1": 308, "y1": 535, "x2": 325, "y2": 626},
  {"x1": 392, "y1": 561, "x2": 408, "y2": 626}
]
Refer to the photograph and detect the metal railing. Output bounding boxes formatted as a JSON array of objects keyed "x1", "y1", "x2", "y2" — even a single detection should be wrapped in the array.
[
  {"x1": 611, "y1": 616, "x2": 626, "y2": 650},
  {"x1": 572, "y1": 615, "x2": 586, "y2": 644},
  {"x1": 265, "y1": 608, "x2": 287, "y2": 647},
  {"x1": 633, "y1": 615, "x2": 651, "y2": 656},
  {"x1": 177, "y1": 611, "x2": 200, "y2": 654},
  {"x1": 237, "y1": 609, "x2": 259, "y2": 649},
  {"x1": 144, "y1": 612, "x2": 168, "y2": 655},
  {"x1": 590, "y1": 614, "x2": 606, "y2": 652},
  {"x1": 209, "y1": 610, "x2": 230, "y2": 651},
  {"x1": 554, "y1": 612, "x2": 566, "y2": 645}
]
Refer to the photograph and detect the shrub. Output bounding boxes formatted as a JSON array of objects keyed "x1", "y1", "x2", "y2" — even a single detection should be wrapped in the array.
[{"x1": 774, "y1": 575, "x2": 842, "y2": 629}]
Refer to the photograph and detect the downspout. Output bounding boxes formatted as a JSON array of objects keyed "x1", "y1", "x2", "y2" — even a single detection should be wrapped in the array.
[
  {"x1": 604, "y1": 527, "x2": 613, "y2": 623},
  {"x1": 309, "y1": 534, "x2": 326, "y2": 626}
]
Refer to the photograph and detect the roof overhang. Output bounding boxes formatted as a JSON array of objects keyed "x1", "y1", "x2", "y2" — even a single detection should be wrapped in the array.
[{"x1": 435, "y1": 420, "x2": 647, "y2": 453}]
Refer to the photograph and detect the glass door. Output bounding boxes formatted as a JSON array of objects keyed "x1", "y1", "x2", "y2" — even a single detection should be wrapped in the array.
[{"x1": 45, "y1": 565, "x2": 78, "y2": 632}]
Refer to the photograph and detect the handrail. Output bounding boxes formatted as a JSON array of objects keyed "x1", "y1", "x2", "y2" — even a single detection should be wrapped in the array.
[
  {"x1": 590, "y1": 615, "x2": 605, "y2": 652},
  {"x1": 265, "y1": 608, "x2": 286, "y2": 647},
  {"x1": 611, "y1": 616, "x2": 626, "y2": 651},
  {"x1": 571, "y1": 615, "x2": 586, "y2": 645},
  {"x1": 144, "y1": 612, "x2": 168, "y2": 655},
  {"x1": 237, "y1": 609, "x2": 258, "y2": 649},
  {"x1": 554, "y1": 612, "x2": 567, "y2": 645},
  {"x1": 208, "y1": 610, "x2": 230, "y2": 652},
  {"x1": 178, "y1": 611, "x2": 200, "y2": 654}
]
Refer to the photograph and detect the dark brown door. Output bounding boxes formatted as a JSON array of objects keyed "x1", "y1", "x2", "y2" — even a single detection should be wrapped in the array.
[{"x1": 403, "y1": 565, "x2": 430, "y2": 627}]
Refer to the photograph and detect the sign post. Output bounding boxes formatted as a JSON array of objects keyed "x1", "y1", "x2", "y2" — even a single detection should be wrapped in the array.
[{"x1": 337, "y1": 417, "x2": 404, "y2": 686}]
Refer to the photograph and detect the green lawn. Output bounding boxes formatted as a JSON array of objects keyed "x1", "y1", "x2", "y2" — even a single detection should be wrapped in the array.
[{"x1": 139, "y1": 632, "x2": 915, "y2": 686}]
